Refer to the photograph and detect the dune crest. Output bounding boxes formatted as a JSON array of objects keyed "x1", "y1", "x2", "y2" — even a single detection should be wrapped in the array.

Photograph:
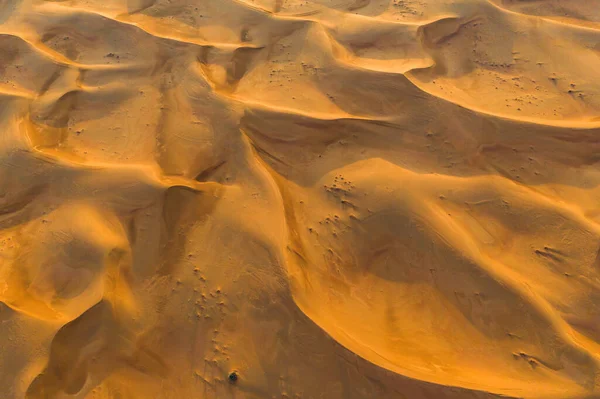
[{"x1": 1, "y1": 0, "x2": 600, "y2": 398}]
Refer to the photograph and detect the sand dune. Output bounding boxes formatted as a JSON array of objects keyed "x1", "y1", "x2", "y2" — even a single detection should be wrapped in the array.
[{"x1": 1, "y1": 0, "x2": 600, "y2": 398}]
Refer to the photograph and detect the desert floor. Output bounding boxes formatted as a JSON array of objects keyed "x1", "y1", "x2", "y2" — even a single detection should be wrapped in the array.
[{"x1": 1, "y1": 0, "x2": 600, "y2": 398}]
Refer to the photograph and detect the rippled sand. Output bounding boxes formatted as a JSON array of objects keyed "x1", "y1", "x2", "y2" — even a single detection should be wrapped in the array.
[{"x1": 1, "y1": 0, "x2": 600, "y2": 398}]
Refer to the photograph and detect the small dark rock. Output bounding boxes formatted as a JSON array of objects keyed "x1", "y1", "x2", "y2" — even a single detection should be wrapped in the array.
[{"x1": 228, "y1": 371, "x2": 238, "y2": 383}]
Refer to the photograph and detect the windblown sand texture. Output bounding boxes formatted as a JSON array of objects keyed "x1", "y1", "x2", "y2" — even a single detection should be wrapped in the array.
[{"x1": 1, "y1": 0, "x2": 600, "y2": 398}]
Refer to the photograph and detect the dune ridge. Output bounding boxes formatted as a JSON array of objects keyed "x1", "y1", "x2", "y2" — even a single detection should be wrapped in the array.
[{"x1": 1, "y1": 0, "x2": 600, "y2": 398}]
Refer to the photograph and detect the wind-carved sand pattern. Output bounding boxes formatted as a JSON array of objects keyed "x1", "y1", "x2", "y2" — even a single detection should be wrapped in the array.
[{"x1": 0, "y1": 0, "x2": 600, "y2": 398}]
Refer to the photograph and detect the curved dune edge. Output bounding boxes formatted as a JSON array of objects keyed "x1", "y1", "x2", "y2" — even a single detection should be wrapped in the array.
[
  {"x1": 1, "y1": 0, "x2": 600, "y2": 398},
  {"x1": 404, "y1": 70, "x2": 600, "y2": 130},
  {"x1": 485, "y1": 0, "x2": 600, "y2": 31},
  {"x1": 262, "y1": 155, "x2": 600, "y2": 399},
  {"x1": 5, "y1": 2, "x2": 599, "y2": 128}
]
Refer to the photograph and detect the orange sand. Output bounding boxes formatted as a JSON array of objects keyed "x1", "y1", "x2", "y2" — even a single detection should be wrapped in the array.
[{"x1": 1, "y1": 0, "x2": 600, "y2": 398}]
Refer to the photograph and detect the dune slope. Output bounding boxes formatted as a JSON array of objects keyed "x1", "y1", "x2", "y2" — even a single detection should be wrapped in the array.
[{"x1": 1, "y1": 0, "x2": 600, "y2": 398}]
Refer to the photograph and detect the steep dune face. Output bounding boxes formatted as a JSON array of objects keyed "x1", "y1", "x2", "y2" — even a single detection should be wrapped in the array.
[{"x1": 1, "y1": 0, "x2": 600, "y2": 398}]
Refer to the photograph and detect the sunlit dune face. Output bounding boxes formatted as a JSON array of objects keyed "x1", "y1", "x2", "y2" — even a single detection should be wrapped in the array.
[
  {"x1": 0, "y1": 0, "x2": 600, "y2": 398},
  {"x1": 1, "y1": 204, "x2": 130, "y2": 321}
]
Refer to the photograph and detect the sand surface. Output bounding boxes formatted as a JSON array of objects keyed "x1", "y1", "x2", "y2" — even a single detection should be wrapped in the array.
[{"x1": 1, "y1": 0, "x2": 600, "y2": 398}]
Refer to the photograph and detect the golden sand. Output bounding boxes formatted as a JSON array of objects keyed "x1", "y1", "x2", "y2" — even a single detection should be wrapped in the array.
[{"x1": 1, "y1": 0, "x2": 600, "y2": 398}]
